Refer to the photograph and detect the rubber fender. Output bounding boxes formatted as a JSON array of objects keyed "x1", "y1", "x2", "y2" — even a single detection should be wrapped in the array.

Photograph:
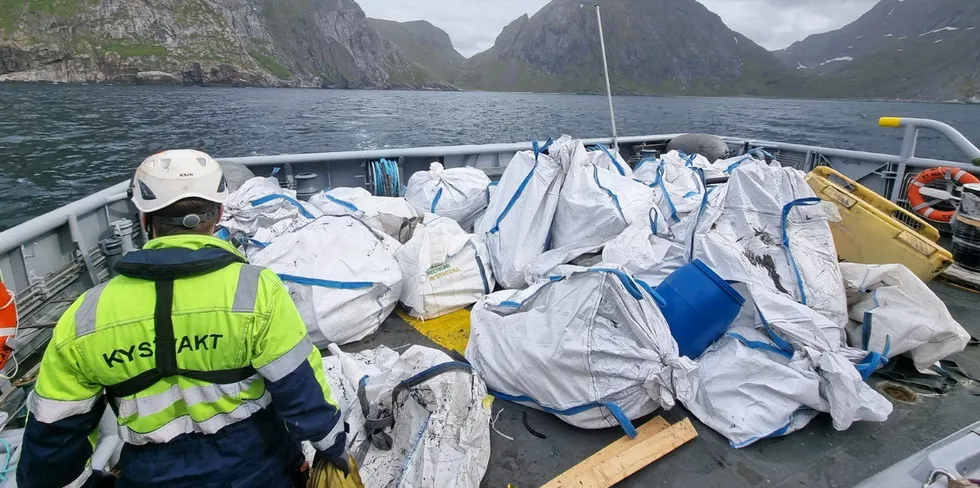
[
  {"x1": 666, "y1": 134, "x2": 731, "y2": 162},
  {"x1": 218, "y1": 161, "x2": 256, "y2": 193}
]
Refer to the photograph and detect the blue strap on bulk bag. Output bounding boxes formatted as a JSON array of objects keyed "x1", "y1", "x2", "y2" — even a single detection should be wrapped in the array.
[
  {"x1": 532, "y1": 138, "x2": 554, "y2": 161},
  {"x1": 594, "y1": 143, "x2": 627, "y2": 176},
  {"x1": 489, "y1": 139, "x2": 553, "y2": 235},
  {"x1": 488, "y1": 389, "x2": 639, "y2": 438},
  {"x1": 587, "y1": 268, "x2": 644, "y2": 300},
  {"x1": 634, "y1": 157, "x2": 658, "y2": 172},
  {"x1": 648, "y1": 207, "x2": 660, "y2": 236},
  {"x1": 854, "y1": 289, "x2": 891, "y2": 379},
  {"x1": 496, "y1": 268, "x2": 644, "y2": 310},
  {"x1": 278, "y1": 273, "x2": 375, "y2": 290},
  {"x1": 593, "y1": 165, "x2": 626, "y2": 221},
  {"x1": 250, "y1": 194, "x2": 316, "y2": 219},
  {"x1": 755, "y1": 304, "x2": 796, "y2": 358},
  {"x1": 321, "y1": 192, "x2": 360, "y2": 213},
  {"x1": 729, "y1": 408, "x2": 815, "y2": 449},
  {"x1": 727, "y1": 332, "x2": 794, "y2": 360},
  {"x1": 654, "y1": 164, "x2": 680, "y2": 223},
  {"x1": 724, "y1": 156, "x2": 753, "y2": 174},
  {"x1": 781, "y1": 198, "x2": 823, "y2": 305},
  {"x1": 856, "y1": 337, "x2": 891, "y2": 380},
  {"x1": 430, "y1": 187, "x2": 444, "y2": 213},
  {"x1": 635, "y1": 279, "x2": 667, "y2": 308}
]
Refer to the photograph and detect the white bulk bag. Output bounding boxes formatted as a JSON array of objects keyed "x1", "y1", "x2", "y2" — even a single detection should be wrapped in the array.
[
  {"x1": 587, "y1": 144, "x2": 633, "y2": 178},
  {"x1": 523, "y1": 242, "x2": 607, "y2": 285},
  {"x1": 309, "y1": 188, "x2": 420, "y2": 244},
  {"x1": 395, "y1": 214, "x2": 494, "y2": 319},
  {"x1": 477, "y1": 137, "x2": 569, "y2": 289},
  {"x1": 660, "y1": 150, "x2": 726, "y2": 179},
  {"x1": 470, "y1": 182, "x2": 498, "y2": 234},
  {"x1": 840, "y1": 263, "x2": 970, "y2": 373},
  {"x1": 316, "y1": 345, "x2": 491, "y2": 488},
  {"x1": 601, "y1": 177, "x2": 727, "y2": 289},
  {"x1": 661, "y1": 150, "x2": 708, "y2": 168},
  {"x1": 220, "y1": 177, "x2": 322, "y2": 241},
  {"x1": 602, "y1": 217, "x2": 686, "y2": 288},
  {"x1": 743, "y1": 287, "x2": 892, "y2": 426},
  {"x1": 634, "y1": 159, "x2": 706, "y2": 226},
  {"x1": 711, "y1": 154, "x2": 774, "y2": 175},
  {"x1": 694, "y1": 164, "x2": 848, "y2": 342},
  {"x1": 249, "y1": 216, "x2": 402, "y2": 346},
  {"x1": 405, "y1": 162, "x2": 492, "y2": 231},
  {"x1": 550, "y1": 140, "x2": 654, "y2": 249},
  {"x1": 684, "y1": 326, "x2": 824, "y2": 448},
  {"x1": 466, "y1": 267, "x2": 697, "y2": 434},
  {"x1": 684, "y1": 283, "x2": 891, "y2": 448}
]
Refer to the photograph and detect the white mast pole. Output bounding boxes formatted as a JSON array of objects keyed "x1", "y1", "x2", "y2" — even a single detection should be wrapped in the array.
[{"x1": 595, "y1": 4, "x2": 619, "y2": 151}]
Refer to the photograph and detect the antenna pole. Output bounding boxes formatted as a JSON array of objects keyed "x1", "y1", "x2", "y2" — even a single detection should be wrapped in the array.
[{"x1": 595, "y1": 4, "x2": 619, "y2": 151}]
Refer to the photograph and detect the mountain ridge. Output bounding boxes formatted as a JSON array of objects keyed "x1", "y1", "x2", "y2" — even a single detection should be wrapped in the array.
[
  {"x1": 455, "y1": 0, "x2": 802, "y2": 97},
  {"x1": 0, "y1": 0, "x2": 452, "y2": 89},
  {"x1": 0, "y1": 0, "x2": 975, "y2": 101},
  {"x1": 366, "y1": 18, "x2": 465, "y2": 84},
  {"x1": 773, "y1": 0, "x2": 980, "y2": 101}
]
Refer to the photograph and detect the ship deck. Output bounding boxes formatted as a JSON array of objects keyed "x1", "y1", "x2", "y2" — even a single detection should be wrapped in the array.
[{"x1": 344, "y1": 279, "x2": 980, "y2": 488}]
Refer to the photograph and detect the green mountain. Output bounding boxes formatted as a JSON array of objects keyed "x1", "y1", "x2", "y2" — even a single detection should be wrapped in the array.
[
  {"x1": 367, "y1": 18, "x2": 465, "y2": 84},
  {"x1": 774, "y1": 0, "x2": 980, "y2": 101},
  {"x1": 455, "y1": 0, "x2": 802, "y2": 96},
  {"x1": 0, "y1": 0, "x2": 449, "y2": 89}
]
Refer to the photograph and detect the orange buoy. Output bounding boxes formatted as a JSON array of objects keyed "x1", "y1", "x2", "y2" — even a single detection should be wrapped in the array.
[
  {"x1": 907, "y1": 167, "x2": 980, "y2": 223},
  {"x1": 0, "y1": 282, "x2": 17, "y2": 370}
]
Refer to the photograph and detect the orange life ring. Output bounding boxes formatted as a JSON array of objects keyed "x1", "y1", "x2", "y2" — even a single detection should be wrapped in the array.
[
  {"x1": 907, "y1": 167, "x2": 980, "y2": 223},
  {"x1": 0, "y1": 283, "x2": 16, "y2": 370}
]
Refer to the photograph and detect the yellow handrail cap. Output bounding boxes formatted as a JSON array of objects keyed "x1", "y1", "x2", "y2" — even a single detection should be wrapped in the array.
[{"x1": 879, "y1": 117, "x2": 903, "y2": 128}]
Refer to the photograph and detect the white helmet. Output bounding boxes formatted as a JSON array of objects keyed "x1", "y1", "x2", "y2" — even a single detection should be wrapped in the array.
[{"x1": 131, "y1": 149, "x2": 228, "y2": 213}]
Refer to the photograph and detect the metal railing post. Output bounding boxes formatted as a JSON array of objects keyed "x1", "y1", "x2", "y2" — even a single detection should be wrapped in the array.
[
  {"x1": 881, "y1": 117, "x2": 980, "y2": 165},
  {"x1": 900, "y1": 125, "x2": 918, "y2": 160}
]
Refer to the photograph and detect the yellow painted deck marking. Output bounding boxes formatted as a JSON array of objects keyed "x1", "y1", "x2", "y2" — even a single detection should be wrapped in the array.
[{"x1": 395, "y1": 307, "x2": 472, "y2": 355}]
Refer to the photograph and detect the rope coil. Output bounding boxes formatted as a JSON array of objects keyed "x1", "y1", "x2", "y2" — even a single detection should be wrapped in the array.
[{"x1": 370, "y1": 159, "x2": 401, "y2": 197}]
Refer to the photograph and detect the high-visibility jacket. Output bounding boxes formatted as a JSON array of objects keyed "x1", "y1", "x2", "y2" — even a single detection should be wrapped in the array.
[{"x1": 17, "y1": 234, "x2": 344, "y2": 488}]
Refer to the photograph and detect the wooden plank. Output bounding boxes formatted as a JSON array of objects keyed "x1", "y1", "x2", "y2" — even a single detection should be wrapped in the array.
[
  {"x1": 573, "y1": 417, "x2": 671, "y2": 468},
  {"x1": 541, "y1": 417, "x2": 697, "y2": 488}
]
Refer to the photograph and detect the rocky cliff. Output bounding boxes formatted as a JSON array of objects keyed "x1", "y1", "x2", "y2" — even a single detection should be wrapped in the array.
[
  {"x1": 0, "y1": 0, "x2": 449, "y2": 89},
  {"x1": 456, "y1": 0, "x2": 801, "y2": 96},
  {"x1": 367, "y1": 18, "x2": 464, "y2": 84},
  {"x1": 774, "y1": 0, "x2": 980, "y2": 101}
]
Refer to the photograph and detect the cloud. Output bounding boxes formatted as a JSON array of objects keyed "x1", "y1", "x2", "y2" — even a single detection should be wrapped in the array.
[
  {"x1": 695, "y1": 0, "x2": 880, "y2": 50},
  {"x1": 356, "y1": 0, "x2": 880, "y2": 57}
]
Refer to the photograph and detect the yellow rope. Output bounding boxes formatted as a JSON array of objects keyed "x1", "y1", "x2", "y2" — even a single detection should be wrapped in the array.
[{"x1": 307, "y1": 456, "x2": 364, "y2": 488}]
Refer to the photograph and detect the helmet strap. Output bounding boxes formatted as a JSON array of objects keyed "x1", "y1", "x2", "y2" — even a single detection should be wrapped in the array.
[
  {"x1": 146, "y1": 210, "x2": 219, "y2": 238},
  {"x1": 150, "y1": 209, "x2": 220, "y2": 232}
]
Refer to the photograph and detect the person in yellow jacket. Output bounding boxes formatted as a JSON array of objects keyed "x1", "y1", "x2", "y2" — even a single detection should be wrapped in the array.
[{"x1": 17, "y1": 150, "x2": 348, "y2": 488}]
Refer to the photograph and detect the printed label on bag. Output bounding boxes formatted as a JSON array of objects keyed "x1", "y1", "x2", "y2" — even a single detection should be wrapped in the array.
[{"x1": 427, "y1": 263, "x2": 461, "y2": 281}]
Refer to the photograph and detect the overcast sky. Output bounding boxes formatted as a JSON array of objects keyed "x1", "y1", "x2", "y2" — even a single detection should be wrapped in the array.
[{"x1": 357, "y1": 0, "x2": 881, "y2": 57}]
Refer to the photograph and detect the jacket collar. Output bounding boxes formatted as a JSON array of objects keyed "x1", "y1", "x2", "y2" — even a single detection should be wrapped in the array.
[
  {"x1": 115, "y1": 234, "x2": 247, "y2": 282},
  {"x1": 142, "y1": 234, "x2": 246, "y2": 257}
]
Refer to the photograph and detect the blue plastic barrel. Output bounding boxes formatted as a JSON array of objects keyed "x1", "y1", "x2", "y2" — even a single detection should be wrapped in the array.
[{"x1": 655, "y1": 259, "x2": 745, "y2": 359}]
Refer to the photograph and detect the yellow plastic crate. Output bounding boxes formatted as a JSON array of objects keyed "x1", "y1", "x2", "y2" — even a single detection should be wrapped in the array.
[{"x1": 805, "y1": 166, "x2": 952, "y2": 281}]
